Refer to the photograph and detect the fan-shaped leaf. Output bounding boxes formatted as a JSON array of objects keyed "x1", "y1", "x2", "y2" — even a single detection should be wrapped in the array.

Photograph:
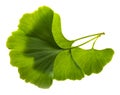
[
  {"x1": 52, "y1": 13, "x2": 74, "y2": 48},
  {"x1": 7, "y1": 6, "x2": 114, "y2": 88},
  {"x1": 9, "y1": 50, "x2": 52, "y2": 88},
  {"x1": 71, "y1": 48, "x2": 114, "y2": 75},
  {"x1": 54, "y1": 50, "x2": 84, "y2": 80}
]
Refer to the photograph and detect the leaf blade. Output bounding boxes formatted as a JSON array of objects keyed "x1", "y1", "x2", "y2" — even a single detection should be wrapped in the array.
[
  {"x1": 10, "y1": 50, "x2": 52, "y2": 88},
  {"x1": 53, "y1": 50, "x2": 84, "y2": 80},
  {"x1": 52, "y1": 13, "x2": 74, "y2": 49},
  {"x1": 71, "y1": 48, "x2": 114, "y2": 75}
]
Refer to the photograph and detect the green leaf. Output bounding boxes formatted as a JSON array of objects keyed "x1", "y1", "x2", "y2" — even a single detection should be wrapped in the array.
[
  {"x1": 7, "y1": 6, "x2": 114, "y2": 89},
  {"x1": 9, "y1": 50, "x2": 52, "y2": 88},
  {"x1": 18, "y1": 6, "x2": 58, "y2": 47},
  {"x1": 53, "y1": 50, "x2": 84, "y2": 80},
  {"x1": 71, "y1": 48, "x2": 114, "y2": 75},
  {"x1": 7, "y1": 6, "x2": 82, "y2": 88},
  {"x1": 7, "y1": 6, "x2": 60, "y2": 88},
  {"x1": 52, "y1": 13, "x2": 74, "y2": 49}
]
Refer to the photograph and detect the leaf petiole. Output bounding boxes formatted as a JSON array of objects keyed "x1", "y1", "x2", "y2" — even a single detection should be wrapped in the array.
[
  {"x1": 92, "y1": 35, "x2": 101, "y2": 49},
  {"x1": 71, "y1": 32, "x2": 105, "y2": 48},
  {"x1": 72, "y1": 32, "x2": 105, "y2": 42},
  {"x1": 72, "y1": 36, "x2": 98, "y2": 48}
]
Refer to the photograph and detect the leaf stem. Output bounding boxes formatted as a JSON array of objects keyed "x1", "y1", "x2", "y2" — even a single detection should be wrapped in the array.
[
  {"x1": 72, "y1": 32, "x2": 105, "y2": 42},
  {"x1": 71, "y1": 32, "x2": 105, "y2": 49},
  {"x1": 92, "y1": 36, "x2": 99, "y2": 49},
  {"x1": 72, "y1": 36, "x2": 98, "y2": 48},
  {"x1": 92, "y1": 33, "x2": 103, "y2": 49}
]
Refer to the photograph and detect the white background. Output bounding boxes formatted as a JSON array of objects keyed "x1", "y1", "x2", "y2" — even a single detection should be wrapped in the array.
[{"x1": 0, "y1": 0, "x2": 120, "y2": 95}]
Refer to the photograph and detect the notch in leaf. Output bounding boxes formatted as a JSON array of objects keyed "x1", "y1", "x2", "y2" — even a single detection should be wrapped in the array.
[{"x1": 6, "y1": 6, "x2": 114, "y2": 89}]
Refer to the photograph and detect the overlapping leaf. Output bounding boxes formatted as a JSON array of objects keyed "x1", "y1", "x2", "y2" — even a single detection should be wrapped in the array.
[
  {"x1": 7, "y1": 6, "x2": 114, "y2": 88},
  {"x1": 71, "y1": 48, "x2": 114, "y2": 75}
]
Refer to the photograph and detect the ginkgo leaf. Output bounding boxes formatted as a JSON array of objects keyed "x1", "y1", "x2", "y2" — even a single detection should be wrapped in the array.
[
  {"x1": 7, "y1": 6, "x2": 114, "y2": 89},
  {"x1": 10, "y1": 50, "x2": 52, "y2": 88},
  {"x1": 71, "y1": 48, "x2": 114, "y2": 75},
  {"x1": 7, "y1": 6, "x2": 81, "y2": 88},
  {"x1": 7, "y1": 6, "x2": 61, "y2": 88},
  {"x1": 53, "y1": 50, "x2": 84, "y2": 80},
  {"x1": 52, "y1": 13, "x2": 74, "y2": 48}
]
